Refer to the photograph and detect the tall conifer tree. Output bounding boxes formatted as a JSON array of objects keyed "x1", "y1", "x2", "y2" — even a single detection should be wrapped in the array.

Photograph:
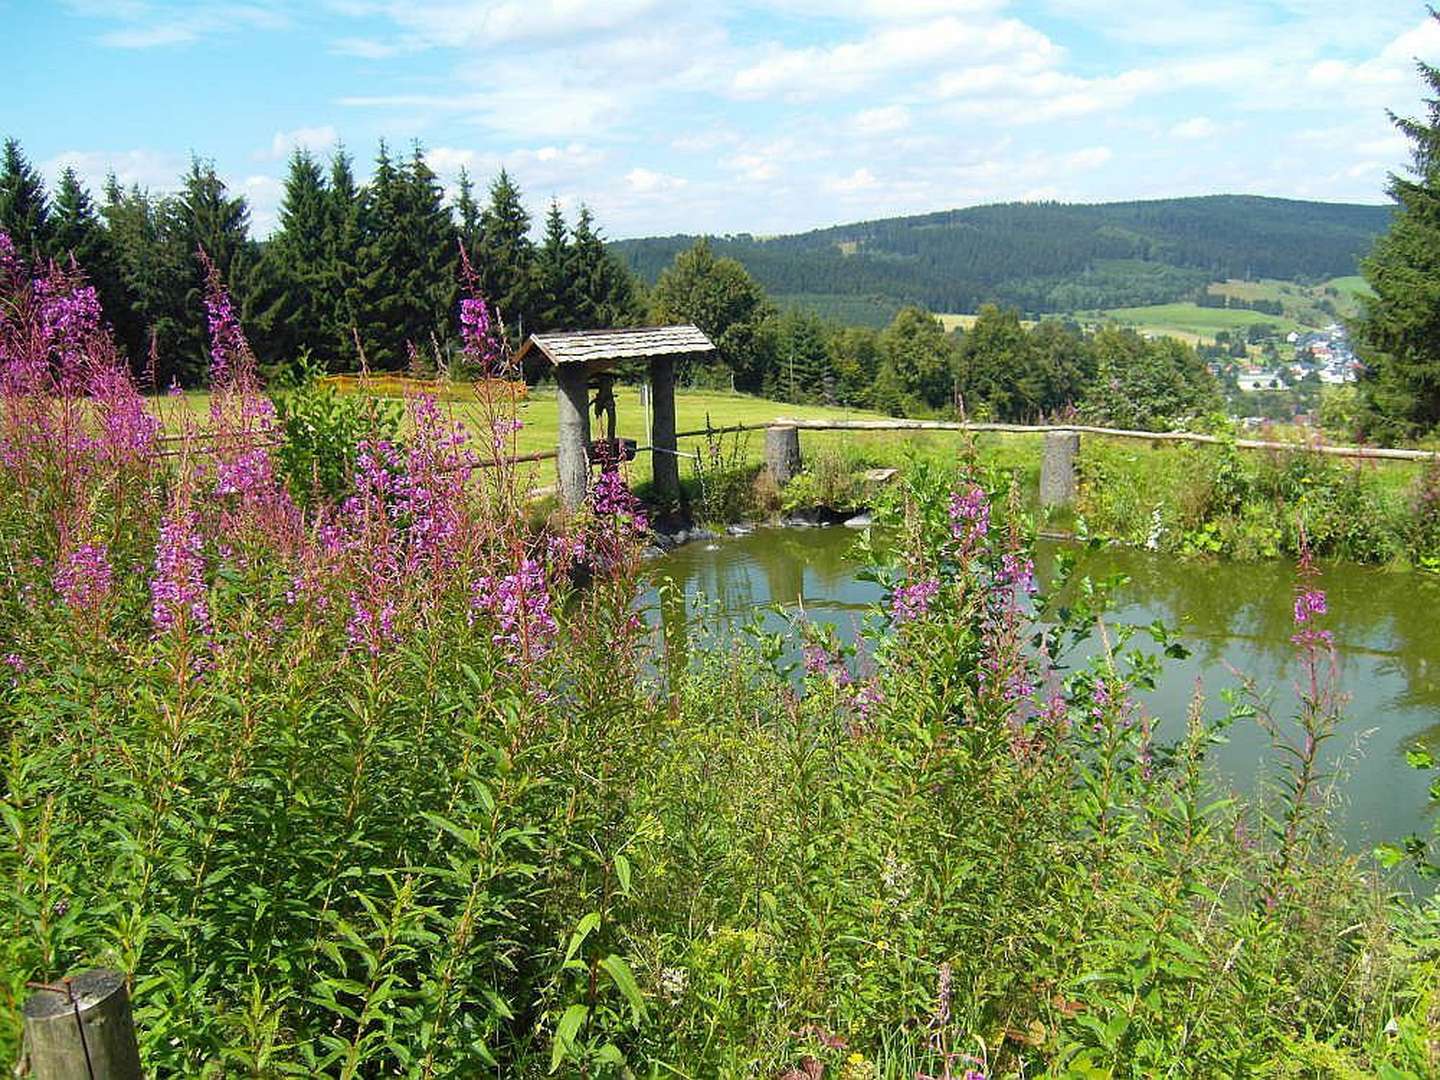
[
  {"x1": 51, "y1": 168, "x2": 133, "y2": 359},
  {"x1": 0, "y1": 138, "x2": 53, "y2": 259},
  {"x1": 1356, "y1": 10, "x2": 1440, "y2": 437},
  {"x1": 478, "y1": 168, "x2": 534, "y2": 337},
  {"x1": 532, "y1": 200, "x2": 573, "y2": 332},
  {"x1": 323, "y1": 146, "x2": 364, "y2": 366},
  {"x1": 249, "y1": 150, "x2": 333, "y2": 371}
]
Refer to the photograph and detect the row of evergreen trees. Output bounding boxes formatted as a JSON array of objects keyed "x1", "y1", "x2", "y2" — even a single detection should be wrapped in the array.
[{"x1": 0, "y1": 137, "x2": 641, "y2": 385}]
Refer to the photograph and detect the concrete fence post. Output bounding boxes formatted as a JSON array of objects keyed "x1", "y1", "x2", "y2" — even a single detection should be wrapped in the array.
[
  {"x1": 1040, "y1": 429, "x2": 1080, "y2": 509},
  {"x1": 22, "y1": 970, "x2": 142, "y2": 1080},
  {"x1": 764, "y1": 425, "x2": 802, "y2": 486}
]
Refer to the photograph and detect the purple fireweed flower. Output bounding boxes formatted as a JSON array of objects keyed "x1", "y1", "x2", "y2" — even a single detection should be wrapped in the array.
[
  {"x1": 459, "y1": 295, "x2": 504, "y2": 372},
  {"x1": 949, "y1": 483, "x2": 990, "y2": 553},
  {"x1": 891, "y1": 577, "x2": 940, "y2": 623},
  {"x1": 34, "y1": 271, "x2": 103, "y2": 381},
  {"x1": 0, "y1": 231, "x2": 20, "y2": 283},
  {"x1": 490, "y1": 415, "x2": 523, "y2": 452},
  {"x1": 853, "y1": 681, "x2": 884, "y2": 721},
  {"x1": 346, "y1": 595, "x2": 397, "y2": 656},
  {"x1": 151, "y1": 509, "x2": 210, "y2": 635},
  {"x1": 54, "y1": 541, "x2": 114, "y2": 613},
  {"x1": 803, "y1": 641, "x2": 854, "y2": 686},
  {"x1": 88, "y1": 363, "x2": 160, "y2": 464},
  {"x1": 1293, "y1": 589, "x2": 1327, "y2": 624},
  {"x1": 470, "y1": 558, "x2": 558, "y2": 662},
  {"x1": 200, "y1": 249, "x2": 250, "y2": 390},
  {"x1": 546, "y1": 531, "x2": 587, "y2": 563},
  {"x1": 998, "y1": 552, "x2": 1037, "y2": 597}
]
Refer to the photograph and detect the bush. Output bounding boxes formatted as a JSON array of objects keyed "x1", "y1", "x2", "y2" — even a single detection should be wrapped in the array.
[{"x1": 271, "y1": 357, "x2": 403, "y2": 506}]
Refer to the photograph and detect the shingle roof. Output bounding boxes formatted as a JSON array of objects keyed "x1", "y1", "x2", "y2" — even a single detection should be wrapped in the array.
[{"x1": 517, "y1": 325, "x2": 716, "y2": 366}]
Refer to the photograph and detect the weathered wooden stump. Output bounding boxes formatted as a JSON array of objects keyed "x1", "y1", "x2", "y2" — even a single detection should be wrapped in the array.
[
  {"x1": 764, "y1": 425, "x2": 802, "y2": 486},
  {"x1": 1040, "y1": 430, "x2": 1080, "y2": 509},
  {"x1": 22, "y1": 969, "x2": 142, "y2": 1080}
]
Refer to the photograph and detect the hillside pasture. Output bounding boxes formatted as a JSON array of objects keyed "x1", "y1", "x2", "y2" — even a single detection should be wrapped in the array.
[{"x1": 1091, "y1": 301, "x2": 1302, "y2": 342}]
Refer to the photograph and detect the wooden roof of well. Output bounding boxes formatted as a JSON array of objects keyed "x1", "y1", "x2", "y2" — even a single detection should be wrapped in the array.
[{"x1": 517, "y1": 325, "x2": 716, "y2": 367}]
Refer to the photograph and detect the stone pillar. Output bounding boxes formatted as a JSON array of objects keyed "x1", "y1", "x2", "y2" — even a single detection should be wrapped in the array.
[
  {"x1": 22, "y1": 970, "x2": 143, "y2": 1080},
  {"x1": 1040, "y1": 429, "x2": 1080, "y2": 509},
  {"x1": 764, "y1": 425, "x2": 802, "y2": 486},
  {"x1": 555, "y1": 363, "x2": 591, "y2": 511},
  {"x1": 649, "y1": 354, "x2": 680, "y2": 505}
]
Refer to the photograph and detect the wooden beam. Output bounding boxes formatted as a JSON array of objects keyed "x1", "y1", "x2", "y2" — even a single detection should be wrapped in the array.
[
  {"x1": 555, "y1": 364, "x2": 591, "y2": 511},
  {"x1": 649, "y1": 355, "x2": 680, "y2": 505}
]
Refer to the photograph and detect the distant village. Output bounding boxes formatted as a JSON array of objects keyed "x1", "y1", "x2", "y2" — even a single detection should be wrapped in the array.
[{"x1": 1223, "y1": 324, "x2": 1361, "y2": 392}]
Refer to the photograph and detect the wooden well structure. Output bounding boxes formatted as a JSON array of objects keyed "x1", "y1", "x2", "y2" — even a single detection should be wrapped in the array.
[{"x1": 517, "y1": 325, "x2": 716, "y2": 511}]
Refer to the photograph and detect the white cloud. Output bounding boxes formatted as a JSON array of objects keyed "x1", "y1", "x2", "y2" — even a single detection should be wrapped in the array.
[
  {"x1": 41, "y1": 148, "x2": 187, "y2": 195},
  {"x1": 827, "y1": 167, "x2": 879, "y2": 194},
  {"x1": 1170, "y1": 116, "x2": 1218, "y2": 140},
  {"x1": 62, "y1": 0, "x2": 291, "y2": 48},
  {"x1": 1308, "y1": 17, "x2": 1440, "y2": 92},
  {"x1": 240, "y1": 173, "x2": 285, "y2": 235},
  {"x1": 340, "y1": 84, "x2": 628, "y2": 138},
  {"x1": 625, "y1": 168, "x2": 688, "y2": 194},
  {"x1": 731, "y1": 16, "x2": 1061, "y2": 100},
  {"x1": 1064, "y1": 146, "x2": 1113, "y2": 170},
  {"x1": 257, "y1": 126, "x2": 339, "y2": 161},
  {"x1": 337, "y1": 0, "x2": 668, "y2": 51},
  {"x1": 852, "y1": 105, "x2": 911, "y2": 135}
]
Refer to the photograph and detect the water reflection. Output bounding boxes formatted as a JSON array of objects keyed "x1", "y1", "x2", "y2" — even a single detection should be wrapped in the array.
[{"x1": 650, "y1": 527, "x2": 1440, "y2": 858}]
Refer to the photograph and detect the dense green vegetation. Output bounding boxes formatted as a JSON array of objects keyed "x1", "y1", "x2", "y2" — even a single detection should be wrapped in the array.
[
  {"x1": 614, "y1": 196, "x2": 1391, "y2": 319},
  {"x1": 9, "y1": 170, "x2": 1440, "y2": 1077}
]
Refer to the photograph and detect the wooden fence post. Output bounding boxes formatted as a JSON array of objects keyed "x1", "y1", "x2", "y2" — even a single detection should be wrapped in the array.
[
  {"x1": 22, "y1": 970, "x2": 142, "y2": 1080},
  {"x1": 554, "y1": 364, "x2": 592, "y2": 512},
  {"x1": 1040, "y1": 430, "x2": 1080, "y2": 509},
  {"x1": 764, "y1": 425, "x2": 802, "y2": 486}
]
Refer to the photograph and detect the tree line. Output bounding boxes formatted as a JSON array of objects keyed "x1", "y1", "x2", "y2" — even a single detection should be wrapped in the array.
[
  {"x1": 0, "y1": 137, "x2": 641, "y2": 386},
  {"x1": 649, "y1": 237, "x2": 1221, "y2": 430}
]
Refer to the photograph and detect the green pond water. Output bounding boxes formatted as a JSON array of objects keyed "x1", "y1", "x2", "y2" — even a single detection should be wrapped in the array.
[{"x1": 648, "y1": 526, "x2": 1440, "y2": 871}]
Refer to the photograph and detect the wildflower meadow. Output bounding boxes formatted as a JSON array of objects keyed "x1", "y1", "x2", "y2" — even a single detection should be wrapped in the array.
[{"x1": 2, "y1": 236, "x2": 1438, "y2": 1076}]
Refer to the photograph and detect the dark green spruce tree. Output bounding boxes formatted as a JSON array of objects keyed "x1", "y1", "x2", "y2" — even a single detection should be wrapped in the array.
[
  {"x1": 0, "y1": 137, "x2": 53, "y2": 260},
  {"x1": 248, "y1": 150, "x2": 333, "y2": 372},
  {"x1": 103, "y1": 178, "x2": 195, "y2": 386},
  {"x1": 531, "y1": 200, "x2": 573, "y2": 332},
  {"x1": 323, "y1": 146, "x2": 365, "y2": 366},
  {"x1": 571, "y1": 205, "x2": 642, "y2": 330},
  {"x1": 50, "y1": 167, "x2": 134, "y2": 360},
  {"x1": 454, "y1": 167, "x2": 483, "y2": 267},
  {"x1": 350, "y1": 143, "x2": 457, "y2": 369},
  {"x1": 1356, "y1": 10, "x2": 1440, "y2": 437},
  {"x1": 178, "y1": 157, "x2": 256, "y2": 378},
  {"x1": 477, "y1": 168, "x2": 534, "y2": 338}
]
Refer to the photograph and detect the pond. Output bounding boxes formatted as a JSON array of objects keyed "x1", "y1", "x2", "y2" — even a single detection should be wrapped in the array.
[{"x1": 648, "y1": 525, "x2": 1440, "y2": 874}]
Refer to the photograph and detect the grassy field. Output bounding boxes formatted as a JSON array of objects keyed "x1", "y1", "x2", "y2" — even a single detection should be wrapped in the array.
[
  {"x1": 160, "y1": 386, "x2": 991, "y2": 488},
  {"x1": 1088, "y1": 301, "x2": 1302, "y2": 342}
]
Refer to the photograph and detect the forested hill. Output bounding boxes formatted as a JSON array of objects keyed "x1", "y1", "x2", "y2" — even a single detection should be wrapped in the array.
[{"x1": 612, "y1": 195, "x2": 1391, "y2": 324}]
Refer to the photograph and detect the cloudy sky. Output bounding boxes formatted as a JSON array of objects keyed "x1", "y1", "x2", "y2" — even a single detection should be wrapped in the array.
[{"x1": 7, "y1": 1, "x2": 1437, "y2": 238}]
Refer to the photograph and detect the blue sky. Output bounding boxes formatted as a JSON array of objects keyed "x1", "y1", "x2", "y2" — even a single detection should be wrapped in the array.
[{"x1": 5, "y1": 1, "x2": 1437, "y2": 239}]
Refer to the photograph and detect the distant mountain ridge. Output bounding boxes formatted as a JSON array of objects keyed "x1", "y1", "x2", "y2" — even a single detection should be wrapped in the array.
[{"x1": 611, "y1": 195, "x2": 1391, "y2": 325}]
